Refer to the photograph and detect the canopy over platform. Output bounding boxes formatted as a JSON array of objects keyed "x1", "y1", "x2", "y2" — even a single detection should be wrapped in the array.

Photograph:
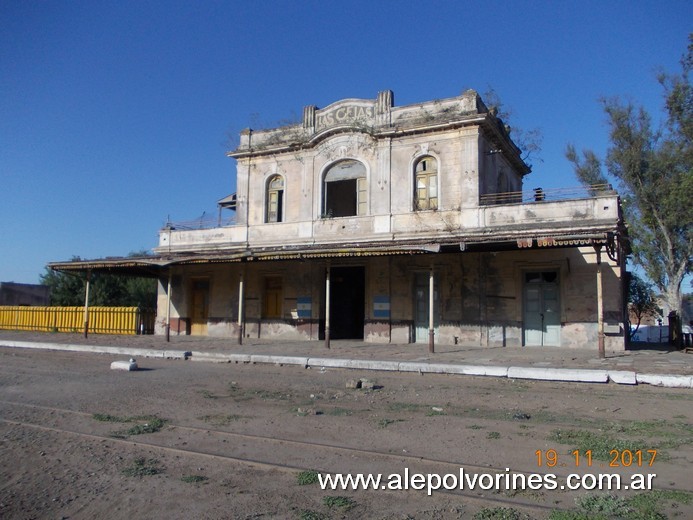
[{"x1": 48, "y1": 224, "x2": 621, "y2": 278}]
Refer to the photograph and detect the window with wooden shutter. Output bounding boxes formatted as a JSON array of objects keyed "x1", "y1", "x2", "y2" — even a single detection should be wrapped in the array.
[{"x1": 414, "y1": 156, "x2": 438, "y2": 210}]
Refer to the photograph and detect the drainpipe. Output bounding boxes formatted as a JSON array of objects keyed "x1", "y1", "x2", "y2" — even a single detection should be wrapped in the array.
[
  {"x1": 429, "y1": 265, "x2": 435, "y2": 353},
  {"x1": 165, "y1": 271, "x2": 172, "y2": 342},
  {"x1": 238, "y1": 268, "x2": 245, "y2": 345},
  {"x1": 83, "y1": 270, "x2": 91, "y2": 338},
  {"x1": 595, "y1": 244, "x2": 605, "y2": 358},
  {"x1": 325, "y1": 261, "x2": 331, "y2": 349}
]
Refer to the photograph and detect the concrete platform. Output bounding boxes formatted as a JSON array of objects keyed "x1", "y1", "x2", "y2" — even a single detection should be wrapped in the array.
[{"x1": 0, "y1": 331, "x2": 691, "y2": 388}]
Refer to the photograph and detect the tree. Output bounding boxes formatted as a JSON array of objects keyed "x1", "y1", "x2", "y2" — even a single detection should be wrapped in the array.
[
  {"x1": 483, "y1": 87, "x2": 543, "y2": 169},
  {"x1": 627, "y1": 274, "x2": 661, "y2": 341},
  {"x1": 40, "y1": 251, "x2": 157, "y2": 309},
  {"x1": 566, "y1": 35, "x2": 692, "y2": 329}
]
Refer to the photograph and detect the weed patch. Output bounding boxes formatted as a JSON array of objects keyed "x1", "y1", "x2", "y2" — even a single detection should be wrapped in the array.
[
  {"x1": 122, "y1": 457, "x2": 163, "y2": 477},
  {"x1": 323, "y1": 495, "x2": 356, "y2": 511},
  {"x1": 548, "y1": 490, "x2": 693, "y2": 520},
  {"x1": 198, "y1": 414, "x2": 245, "y2": 426},
  {"x1": 110, "y1": 415, "x2": 167, "y2": 438},
  {"x1": 93, "y1": 413, "x2": 129, "y2": 423},
  {"x1": 547, "y1": 429, "x2": 657, "y2": 460},
  {"x1": 474, "y1": 506, "x2": 533, "y2": 519},
  {"x1": 296, "y1": 470, "x2": 319, "y2": 486},
  {"x1": 377, "y1": 418, "x2": 404, "y2": 428}
]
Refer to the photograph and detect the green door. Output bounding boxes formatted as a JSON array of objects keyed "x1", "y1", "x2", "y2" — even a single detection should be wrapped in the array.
[{"x1": 523, "y1": 271, "x2": 560, "y2": 346}]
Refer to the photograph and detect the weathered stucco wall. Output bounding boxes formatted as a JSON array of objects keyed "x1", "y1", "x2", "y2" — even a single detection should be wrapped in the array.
[{"x1": 155, "y1": 247, "x2": 624, "y2": 350}]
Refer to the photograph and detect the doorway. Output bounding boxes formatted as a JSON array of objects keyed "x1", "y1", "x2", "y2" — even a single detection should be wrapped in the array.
[
  {"x1": 190, "y1": 280, "x2": 209, "y2": 336},
  {"x1": 414, "y1": 272, "x2": 439, "y2": 343},
  {"x1": 523, "y1": 271, "x2": 560, "y2": 346},
  {"x1": 329, "y1": 266, "x2": 365, "y2": 339}
]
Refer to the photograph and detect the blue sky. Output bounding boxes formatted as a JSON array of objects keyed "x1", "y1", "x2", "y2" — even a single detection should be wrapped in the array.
[{"x1": 1, "y1": 0, "x2": 690, "y2": 284}]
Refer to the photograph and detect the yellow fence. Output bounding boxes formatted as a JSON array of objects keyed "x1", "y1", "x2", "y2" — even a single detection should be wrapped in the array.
[{"x1": 0, "y1": 306, "x2": 156, "y2": 335}]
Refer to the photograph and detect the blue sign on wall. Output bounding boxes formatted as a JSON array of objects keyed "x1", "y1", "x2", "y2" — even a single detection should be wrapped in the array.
[
  {"x1": 373, "y1": 295, "x2": 390, "y2": 319},
  {"x1": 297, "y1": 297, "x2": 312, "y2": 318}
]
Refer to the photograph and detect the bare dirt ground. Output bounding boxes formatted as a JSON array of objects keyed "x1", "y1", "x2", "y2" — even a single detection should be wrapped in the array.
[{"x1": 0, "y1": 346, "x2": 691, "y2": 520}]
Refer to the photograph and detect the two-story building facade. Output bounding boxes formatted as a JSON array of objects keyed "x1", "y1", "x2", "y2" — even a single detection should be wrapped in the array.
[{"x1": 50, "y1": 89, "x2": 627, "y2": 350}]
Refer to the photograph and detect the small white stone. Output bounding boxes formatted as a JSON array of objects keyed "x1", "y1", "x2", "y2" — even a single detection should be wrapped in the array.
[{"x1": 111, "y1": 360, "x2": 138, "y2": 371}]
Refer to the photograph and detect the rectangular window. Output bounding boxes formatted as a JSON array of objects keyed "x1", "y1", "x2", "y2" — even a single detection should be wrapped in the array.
[
  {"x1": 267, "y1": 191, "x2": 279, "y2": 222},
  {"x1": 357, "y1": 177, "x2": 367, "y2": 216},
  {"x1": 416, "y1": 173, "x2": 438, "y2": 210},
  {"x1": 325, "y1": 179, "x2": 363, "y2": 217}
]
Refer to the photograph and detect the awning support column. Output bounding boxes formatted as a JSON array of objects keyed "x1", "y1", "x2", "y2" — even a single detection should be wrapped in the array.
[
  {"x1": 165, "y1": 272, "x2": 172, "y2": 342},
  {"x1": 429, "y1": 265, "x2": 435, "y2": 353},
  {"x1": 595, "y1": 244, "x2": 605, "y2": 358},
  {"x1": 83, "y1": 270, "x2": 91, "y2": 338},
  {"x1": 238, "y1": 270, "x2": 245, "y2": 345},
  {"x1": 325, "y1": 261, "x2": 331, "y2": 349}
]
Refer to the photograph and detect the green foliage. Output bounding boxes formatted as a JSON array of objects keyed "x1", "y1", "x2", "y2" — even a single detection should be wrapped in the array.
[
  {"x1": 323, "y1": 495, "x2": 356, "y2": 511},
  {"x1": 483, "y1": 87, "x2": 543, "y2": 168},
  {"x1": 566, "y1": 36, "x2": 692, "y2": 318},
  {"x1": 547, "y1": 512, "x2": 592, "y2": 520},
  {"x1": 198, "y1": 414, "x2": 244, "y2": 425},
  {"x1": 628, "y1": 273, "x2": 662, "y2": 339},
  {"x1": 377, "y1": 418, "x2": 404, "y2": 428},
  {"x1": 122, "y1": 457, "x2": 163, "y2": 477},
  {"x1": 92, "y1": 413, "x2": 129, "y2": 423},
  {"x1": 41, "y1": 250, "x2": 157, "y2": 308},
  {"x1": 547, "y1": 429, "x2": 648, "y2": 460},
  {"x1": 474, "y1": 507, "x2": 533, "y2": 520},
  {"x1": 551, "y1": 490, "x2": 693, "y2": 520},
  {"x1": 297, "y1": 510, "x2": 326, "y2": 520},
  {"x1": 576, "y1": 494, "x2": 632, "y2": 518},
  {"x1": 120, "y1": 417, "x2": 167, "y2": 436},
  {"x1": 106, "y1": 415, "x2": 167, "y2": 438},
  {"x1": 296, "y1": 470, "x2": 319, "y2": 486}
]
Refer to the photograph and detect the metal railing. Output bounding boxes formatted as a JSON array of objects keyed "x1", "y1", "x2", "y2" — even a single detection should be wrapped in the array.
[
  {"x1": 480, "y1": 184, "x2": 615, "y2": 206},
  {"x1": 164, "y1": 211, "x2": 237, "y2": 231},
  {"x1": 0, "y1": 306, "x2": 156, "y2": 335}
]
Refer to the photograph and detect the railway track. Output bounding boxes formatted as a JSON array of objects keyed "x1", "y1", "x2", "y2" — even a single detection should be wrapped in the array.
[{"x1": 1, "y1": 399, "x2": 570, "y2": 515}]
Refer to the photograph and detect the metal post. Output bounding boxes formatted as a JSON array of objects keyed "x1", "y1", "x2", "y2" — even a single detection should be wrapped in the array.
[
  {"x1": 83, "y1": 270, "x2": 91, "y2": 338},
  {"x1": 325, "y1": 262, "x2": 331, "y2": 349},
  {"x1": 429, "y1": 266, "x2": 435, "y2": 353},
  {"x1": 238, "y1": 270, "x2": 245, "y2": 345},
  {"x1": 595, "y1": 245, "x2": 605, "y2": 359},
  {"x1": 165, "y1": 272, "x2": 172, "y2": 342}
]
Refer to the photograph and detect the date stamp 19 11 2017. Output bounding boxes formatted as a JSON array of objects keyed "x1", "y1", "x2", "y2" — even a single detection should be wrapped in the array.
[{"x1": 536, "y1": 449, "x2": 658, "y2": 468}]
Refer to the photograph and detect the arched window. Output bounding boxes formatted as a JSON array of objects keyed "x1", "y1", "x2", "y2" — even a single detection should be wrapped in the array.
[
  {"x1": 323, "y1": 160, "x2": 367, "y2": 217},
  {"x1": 414, "y1": 156, "x2": 438, "y2": 210},
  {"x1": 266, "y1": 175, "x2": 284, "y2": 223}
]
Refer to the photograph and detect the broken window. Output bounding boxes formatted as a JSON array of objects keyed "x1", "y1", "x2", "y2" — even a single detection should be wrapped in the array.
[
  {"x1": 323, "y1": 160, "x2": 367, "y2": 217},
  {"x1": 266, "y1": 175, "x2": 284, "y2": 223},
  {"x1": 414, "y1": 156, "x2": 438, "y2": 210}
]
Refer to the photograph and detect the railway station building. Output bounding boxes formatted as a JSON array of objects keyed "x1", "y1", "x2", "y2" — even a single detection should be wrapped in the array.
[{"x1": 51, "y1": 89, "x2": 628, "y2": 350}]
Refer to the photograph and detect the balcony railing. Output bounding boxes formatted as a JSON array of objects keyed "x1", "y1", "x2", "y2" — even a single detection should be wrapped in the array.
[
  {"x1": 479, "y1": 184, "x2": 614, "y2": 206},
  {"x1": 163, "y1": 211, "x2": 237, "y2": 231}
]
